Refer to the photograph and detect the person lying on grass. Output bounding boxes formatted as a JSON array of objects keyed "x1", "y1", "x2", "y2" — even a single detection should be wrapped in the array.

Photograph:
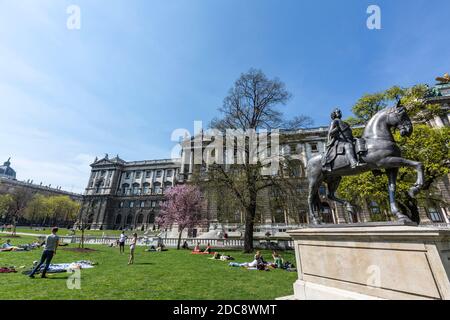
[{"x1": 0, "y1": 239, "x2": 24, "y2": 252}]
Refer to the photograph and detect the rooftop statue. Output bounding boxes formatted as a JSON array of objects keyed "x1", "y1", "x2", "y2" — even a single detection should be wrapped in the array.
[
  {"x1": 306, "y1": 100, "x2": 424, "y2": 225},
  {"x1": 436, "y1": 73, "x2": 450, "y2": 84}
]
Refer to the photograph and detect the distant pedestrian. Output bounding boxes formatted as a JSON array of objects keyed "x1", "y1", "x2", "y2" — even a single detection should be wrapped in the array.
[
  {"x1": 128, "y1": 233, "x2": 138, "y2": 265},
  {"x1": 29, "y1": 227, "x2": 59, "y2": 279},
  {"x1": 118, "y1": 231, "x2": 127, "y2": 254}
]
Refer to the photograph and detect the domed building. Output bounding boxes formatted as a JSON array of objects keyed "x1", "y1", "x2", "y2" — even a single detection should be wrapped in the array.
[{"x1": 0, "y1": 158, "x2": 16, "y2": 180}]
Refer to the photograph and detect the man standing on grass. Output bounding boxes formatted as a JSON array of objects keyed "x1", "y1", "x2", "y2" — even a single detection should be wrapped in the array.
[
  {"x1": 29, "y1": 227, "x2": 59, "y2": 279},
  {"x1": 118, "y1": 231, "x2": 127, "y2": 254}
]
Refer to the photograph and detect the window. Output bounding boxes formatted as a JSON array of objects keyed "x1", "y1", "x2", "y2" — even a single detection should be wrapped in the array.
[
  {"x1": 101, "y1": 170, "x2": 106, "y2": 177},
  {"x1": 140, "y1": 201, "x2": 145, "y2": 208},
  {"x1": 166, "y1": 169, "x2": 173, "y2": 177},
  {"x1": 121, "y1": 183, "x2": 129, "y2": 195},
  {"x1": 290, "y1": 144, "x2": 298, "y2": 154},
  {"x1": 126, "y1": 214, "x2": 133, "y2": 225},
  {"x1": 428, "y1": 207, "x2": 444, "y2": 223},
  {"x1": 369, "y1": 201, "x2": 380, "y2": 214},
  {"x1": 310, "y1": 143, "x2": 318, "y2": 153},
  {"x1": 319, "y1": 185, "x2": 326, "y2": 196},
  {"x1": 143, "y1": 183, "x2": 150, "y2": 194},
  {"x1": 320, "y1": 203, "x2": 334, "y2": 224},
  {"x1": 135, "y1": 171, "x2": 141, "y2": 179},
  {"x1": 115, "y1": 214, "x2": 122, "y2": 225},
  {"x1": 153, "y1": 182, "x2": 162, "y2": 194},
  {"x1": 132, "y1": 183, "x2": 140, "y2": 195},
  {"x1": 119, "y1": 201, "x2": 124, "y2": 208},
  {"x1": 125, "y1": 172, "x2": 131, "y2": 179},
  {"x1": 156, "y1": 170, "x2": 162, "y2": 178},
  {"x1": 137, "y1": 214, "x2": 144, "y2": 224},
  {"x1": 164, "y1": 181, "x2": 172, "y2": 191},
  {"x1": 151, "y1": 201, "x2": 156, "y2": 208},
  {"x1": 129, "y1": 201, "x2": 134, "y2": 208},
  {"x1": 145, "y1": 171, "x2": 151, "y2": 178}
]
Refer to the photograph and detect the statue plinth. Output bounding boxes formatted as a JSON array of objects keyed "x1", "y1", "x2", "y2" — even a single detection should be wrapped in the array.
[{"x1": 282, "y1": 225, "x2": 450, "y2": 300}]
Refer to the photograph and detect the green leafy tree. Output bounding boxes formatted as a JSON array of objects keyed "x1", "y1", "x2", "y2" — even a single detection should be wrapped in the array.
[
  {"x1": 47, "y1": 196, "x2": 81, "y2": 227},
  {"x1": 24, "y1": 194, "x2": 51, "y2": 226},
  {"x1": 0, "y1": 194, "x2": 13, "y2": 225}
]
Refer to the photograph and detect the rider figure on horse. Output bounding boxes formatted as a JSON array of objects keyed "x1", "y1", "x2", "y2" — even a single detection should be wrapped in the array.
[{"x1": 322, "y1": 108, "x2": 363, "y2": 172}]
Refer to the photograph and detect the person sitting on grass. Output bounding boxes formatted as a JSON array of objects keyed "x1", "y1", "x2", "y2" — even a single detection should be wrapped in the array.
[
  {"x1": 193, "y1": 242, "x2": 201, "y2": 252},
  {"x1": 272, "y1": 250, "x2": 284, "y2": 269},
  {"x1": 181, "y1": 241, "x2": 189, "y2": 250},
  {"x1": 203, "y1": 243, "x2": 212, "y2": 254}
]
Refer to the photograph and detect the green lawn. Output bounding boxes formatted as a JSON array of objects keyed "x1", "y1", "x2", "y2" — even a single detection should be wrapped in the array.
[{"x1": 0, "y1": 235, "x2": 297, "y2": 300}]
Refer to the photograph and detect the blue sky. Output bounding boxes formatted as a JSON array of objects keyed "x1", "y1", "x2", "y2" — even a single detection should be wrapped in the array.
[{"x1": 0, "y1": 0, "x2": 449, "y2": 193}]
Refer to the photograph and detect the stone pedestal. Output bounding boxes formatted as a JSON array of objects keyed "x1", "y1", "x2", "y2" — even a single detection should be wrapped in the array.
[{"x1": 287, "y1": 225, "x2": 450, "y2": 300}]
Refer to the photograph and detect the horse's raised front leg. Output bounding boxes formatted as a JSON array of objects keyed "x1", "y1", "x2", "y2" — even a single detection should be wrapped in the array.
[
  {"x1": 386, "y1": 168, "x2": 412, "y2": 223},
  {"x1": 380, "y1": 157, "x2": 424, "y2": 197}
]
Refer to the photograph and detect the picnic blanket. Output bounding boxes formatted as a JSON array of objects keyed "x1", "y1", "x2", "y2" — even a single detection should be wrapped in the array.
[
  {"x1": 0, "y1": 267, "x2": 17, "y2": 273},
  {"x1": 22, "y1": 260, "x2": 97, "y2": 275},
  {"x1": 191, "y1": 251, "x2": 215, "y2": 255}
]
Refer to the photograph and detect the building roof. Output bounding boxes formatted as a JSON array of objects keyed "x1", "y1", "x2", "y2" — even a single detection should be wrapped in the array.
[{"x1": 0, "y1": 158, "x2": 16, "y2": 179}]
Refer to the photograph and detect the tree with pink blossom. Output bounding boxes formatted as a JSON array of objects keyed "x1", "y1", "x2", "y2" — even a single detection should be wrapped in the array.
[{"x1": 156, "y1": 185, "x2": 204, "y2": 249}]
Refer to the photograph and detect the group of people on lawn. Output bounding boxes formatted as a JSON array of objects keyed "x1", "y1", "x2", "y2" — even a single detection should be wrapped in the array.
[{"x1": 4, "y1": 227, "x2": 291, "y2": 278}]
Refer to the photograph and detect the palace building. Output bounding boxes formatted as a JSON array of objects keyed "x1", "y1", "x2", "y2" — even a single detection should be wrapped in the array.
[
  {"x1": 76, "y1": 155, "x2": 180, "y2": 231},
  {"x1": 0, "y1": 158, "x2": 82, "y2": 202}
]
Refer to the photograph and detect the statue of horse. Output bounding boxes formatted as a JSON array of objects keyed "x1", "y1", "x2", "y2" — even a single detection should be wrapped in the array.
[{"x1": 306, "y1": 102, "x2": 424, "y2": 224}]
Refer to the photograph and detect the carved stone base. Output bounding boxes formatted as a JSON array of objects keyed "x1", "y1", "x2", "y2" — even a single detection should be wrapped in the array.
[{"x1": 285, "y1": 226, "x2": 450, "y2": 300}]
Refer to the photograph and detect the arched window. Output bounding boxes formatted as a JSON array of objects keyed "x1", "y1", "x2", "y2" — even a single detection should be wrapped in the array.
[
  {"x1": 132, "y1": 183, "x2": 140, "y2": 195},
  {"x1": 137, "y1": 214, "x2": 144, "y2": 224},
  {"x1": 115, "y1": 214, "x2": 122, "y2": 225},
  {"x1": 126, "y1": 214, "x2": 133, "y2": 225},
  {"x1": 121, "y1": 183, "x2": 130, "y2": 195},
  {"x1": 87, "y1": 214, "x2": 94, "y2": 224},
  {"x1": 164, "y1": 181, "x2": 172, "y2": 192},
  {"x1": 153, "y1": 182, "x2": 162, "y2": 194},
  {"x1": 143, "y1": 182, "x2": 151, "y2": 194},
  {"x1": 148, "y1": 213, "x2": 155, "y2": 224}
]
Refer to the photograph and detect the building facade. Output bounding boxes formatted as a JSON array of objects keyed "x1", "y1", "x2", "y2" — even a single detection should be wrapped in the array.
[{"x1": 76, "y1": 154, "x2": 180, "y2": 230}]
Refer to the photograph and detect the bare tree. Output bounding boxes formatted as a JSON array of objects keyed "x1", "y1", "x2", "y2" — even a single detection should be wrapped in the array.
[{"x1": 208, "y1": 69, "x2": 312, "y2": 252}]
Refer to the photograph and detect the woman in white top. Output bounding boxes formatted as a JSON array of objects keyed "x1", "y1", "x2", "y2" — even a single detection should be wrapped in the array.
[{"x1": 128, "y1": 233, "x2": 138, "y2": 265}]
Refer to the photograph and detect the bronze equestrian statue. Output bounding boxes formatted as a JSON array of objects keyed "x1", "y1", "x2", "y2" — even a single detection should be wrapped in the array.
[{"x1": 307, "y1": 101, "x2": 424, "y2": 225}]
